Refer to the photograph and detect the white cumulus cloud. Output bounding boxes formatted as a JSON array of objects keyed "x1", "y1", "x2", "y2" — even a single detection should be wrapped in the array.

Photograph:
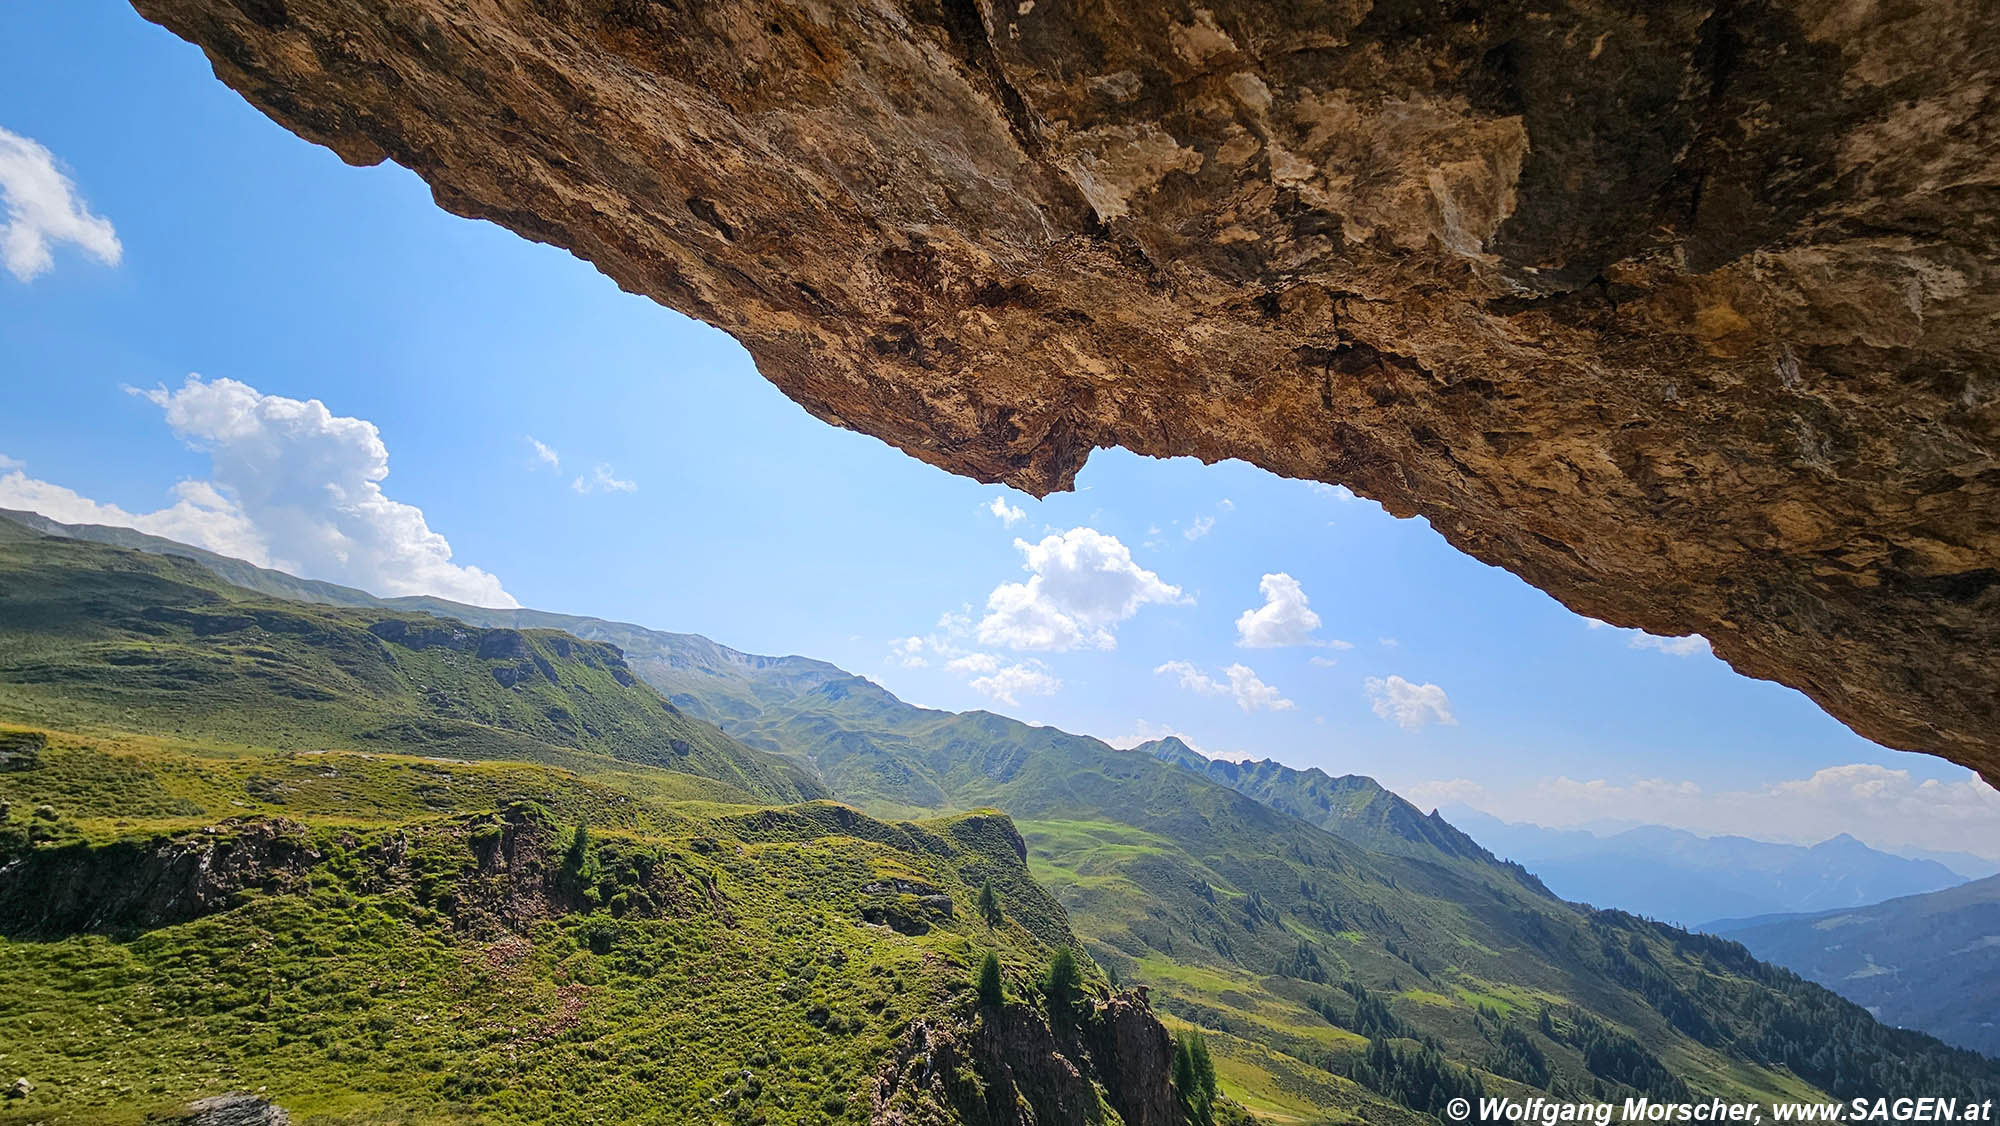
[
  {"x1": 0, "y1": 465, "x2": 269, "y2": 564},
  {"x1": 1235, "y1": 572, "x2": 1333, "y2": 648},
  {"x1": 0, "y1": 128, "x2": 121, "y2": 282},
  {"x1": 967, "y1": 659, "x2": 1062, "y2": 706},
  {"x1": 1184, "y1": 515, "x2": 1214, "y2": 541},
  {"x1": 1366, "y1": 675, "x2": 1456, "y2": 729},
  {"x1": 986, "y1": 494, "x2": 1025, "y2": 526},
  {"x1": 1, "y1": 375, "x2": 515, "y2": 607},
  {"x1": 1155, "y1": 660, "x2": 1294, "y2": 712},
  {"x1": 977, "y1": 527, "x2": 1186, "y2": 651}
]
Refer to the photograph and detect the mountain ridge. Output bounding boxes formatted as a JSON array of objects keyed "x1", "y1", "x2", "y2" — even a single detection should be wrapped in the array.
[
  {"x1": 1440, "y1": 806, "x2": 1970, "y2": 928},
  {"x1": 0, "y1": 518, "x2": 1191, "y2": 1123},
  {"x1": 10, "y1": 510, "x2": 2000, "y2": 1122},
  {"x1": 1713, "y1": 876, "x2": 2000, "y2": 1059},
  {"x1": 1137, "y1": 737, "x2": 1551, "y2": 898}
]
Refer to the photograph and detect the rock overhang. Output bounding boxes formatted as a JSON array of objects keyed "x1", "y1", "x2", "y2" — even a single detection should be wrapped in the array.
[{"x1": 125, "y1": 0, "x2": 2000, "y2": 783}]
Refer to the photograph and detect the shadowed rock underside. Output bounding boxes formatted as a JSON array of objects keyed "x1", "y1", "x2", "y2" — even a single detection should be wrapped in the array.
[{"x1": 127, "y1": 0, "x2": 1999, "y2": 779}]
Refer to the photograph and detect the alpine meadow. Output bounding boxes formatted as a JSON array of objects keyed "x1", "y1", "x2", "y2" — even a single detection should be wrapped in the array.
[
  {"x1": 3, "y1": 514, "x2": 1995, "y2": 1124},
  {"x1": 6, "y1": 1, "x2": 2000, "y2": 1123}
]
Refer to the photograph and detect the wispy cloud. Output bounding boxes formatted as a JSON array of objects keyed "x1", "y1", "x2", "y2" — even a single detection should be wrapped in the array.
[
  {"x1": 1155, "y1": 660, "x2": 1295, "y2": 712},
  {"x1": 0, "y1": 127, "x2": 121, "y2": 282},
  {"x1": 571, "y1": 463, "x2": 637, "y2": 495},
  {"x1": 1306, "y1": 482, "x2": 1359, "y2": 502},
  {"x1": 1585, "y1": 617, "x2": 1712, "y2": 657},
  {"x1": 965, "y1": 658, "x2": 1062, "y2": 706},
  {"x1": 527, "y1": 435, "x2": 560, "y2": 471},
  {"x1": 985, "y1": 494, "x2": 1026, "y2": 527}
]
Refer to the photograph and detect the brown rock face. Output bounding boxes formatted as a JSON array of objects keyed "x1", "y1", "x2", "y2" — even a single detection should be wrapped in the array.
[
  {"x1": 873, "y1": 996, "x2": 1178, "y2": 1126},
  {"x1": 128, "y1": 0, "x2": 1999, "y2": 779}
]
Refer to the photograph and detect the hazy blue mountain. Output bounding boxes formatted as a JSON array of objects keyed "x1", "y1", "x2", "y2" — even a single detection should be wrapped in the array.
[
  {"x1": 1888, "y1": 848, "x2": 2000, "y2": 882},
  {"x1": 1443, "y1": 806, "x2": 1968, "y2": 927},
  {"x1": 1714, "y1": 877, "x2": 2000, "y2": 1058}
]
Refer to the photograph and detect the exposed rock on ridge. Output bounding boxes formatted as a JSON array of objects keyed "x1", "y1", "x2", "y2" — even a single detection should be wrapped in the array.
[
  {"x1": 874, "y1": 995, "x2": 1178, "y2": 1125},
  {"x1": 127, "y1": 0, "x2": 1999, "y2": 778}
]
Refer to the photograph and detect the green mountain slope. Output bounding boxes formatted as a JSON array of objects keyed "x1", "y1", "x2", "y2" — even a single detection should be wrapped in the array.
[
  {"x1": 0, "y1": 521, "x2": 824, "y2": 807},
  {"x1": 0, "y1": 770, "x2": 1165, "y2": 1124},
  {"x1": 0, "y1": 524, "x2": 1183, "y2": 1124},
  {"x1": 1714, "y1": 877, "x2": 2000, "y2": 1058},
  {"x1": 1139, "y1": 738, "x2": 1545, "y2": 890},
  {"x1": 13, "y1": 513, "x2": 2000, "y2": 1123},
  {"x1": 627, "y1": 642, "x2": 2000, "y2": 1121}
]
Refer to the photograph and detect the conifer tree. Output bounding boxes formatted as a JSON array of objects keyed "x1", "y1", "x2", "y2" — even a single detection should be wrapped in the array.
[{"x1": 978, "y1": 952, "x2": 1005, "y2": 1008}]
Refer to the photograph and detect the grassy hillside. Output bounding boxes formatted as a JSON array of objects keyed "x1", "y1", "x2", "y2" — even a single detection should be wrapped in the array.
[
  {"x1": 0, "y1": 525, "x2": 1180, "y2": 1124},
  {"x1": 1715, "y1": 877, "x2": 2000, "y2": 1058},
  {"x1": 637, "y1": 644, "x2": 2000, "y2": 1122},
  {"x1": 0, "y1": 750, "x2": 1127, "y2": 1124},
  {"x1": 14, "y1": 513, "x2": 1999, "y2": 1122},
  {"x1": 1140, "y1": 738, "x2": 1545, "y2": 888},
  {"x1": 0, "y1": 522, "x2": 824, "y2": 807}
]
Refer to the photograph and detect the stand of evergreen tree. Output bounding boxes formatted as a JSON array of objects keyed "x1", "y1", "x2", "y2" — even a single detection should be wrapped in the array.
[
  {"x1": 977, "y1": 952, "x2": 1004, "y2": 1009},
  {"x1": 1043, "y1": 947, "x2": 1081, "y2": 1029},
  {"x1": 1174, "y1": 1030, "x2": 1218, "y2": 1126},
  {"x1": 1339, "y1": 1037, "x2": 1485, "y2": 1122}
]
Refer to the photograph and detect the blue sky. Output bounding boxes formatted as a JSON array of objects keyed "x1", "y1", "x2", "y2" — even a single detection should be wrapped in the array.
[{"x1": 6, "y1": 2, "x2": 1999, "y2": 859}]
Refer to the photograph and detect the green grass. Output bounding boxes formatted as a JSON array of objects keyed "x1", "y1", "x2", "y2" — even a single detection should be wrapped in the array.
[
  {"x1": 634, "y1": 621, "x2": 2000, "y2": 1123},
  {"x1": 0, "y1": 528, "x2": 1149, "y2": 1124},
  {"x1": 14, "y1": 514, "x2": 2000, "y2": 1126},
  {"x1": 0, "y1": 801, "x2": 1079, "y2": 1124},
  {"x1": 0, "y1": 530, "x2": 823, "y2": 808}
]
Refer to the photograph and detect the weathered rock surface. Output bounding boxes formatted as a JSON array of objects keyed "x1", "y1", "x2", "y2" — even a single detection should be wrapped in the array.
[
  {"x1": 182, "y1": 1092, "x2": 293, "y2": 1126},
  {"x1": 873, "y1": 995, "x2": 1177, "y2": 1125},
  {"x1": 0, "y1": 819, "x2": 321, "y2": 935},
  {"x1": 0, "y1": 807, "x2": 653, "y2": 937},
  {"x1": 129, "y1": 0, "x2": 1999, "y2": 778}
]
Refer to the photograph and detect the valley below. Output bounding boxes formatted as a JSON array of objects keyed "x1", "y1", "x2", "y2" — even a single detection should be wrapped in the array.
[{"x1": 3, "y1": 513, "x2": 1997, "y2": 1124}]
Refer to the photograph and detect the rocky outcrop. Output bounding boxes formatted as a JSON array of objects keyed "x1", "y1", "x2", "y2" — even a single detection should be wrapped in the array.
[
  {"x1": 873, "y1": 995, "x2": 1177, "y2": 1126},
  {"x1": 0, "y1": 819, "x2": 320, "y2": 935},
  {"x1": 179, "y1": 1093, "x2": 292, "y2": 1126},
  {"x1": 128, "y1": 0, "x2": 1999, "y2": 778},
  {"x1": 0, "y1": 807, "x2": 681, "y2": 937},
  {"x1": 0, "y1": 731, "x2": 44, "y2": 772}
]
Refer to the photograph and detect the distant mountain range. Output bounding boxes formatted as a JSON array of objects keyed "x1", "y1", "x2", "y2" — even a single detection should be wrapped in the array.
[
  {"x1": 1440, "y1": 806, "x2": 1971, "y2": 929},
  {"x1": 13, "y1": 509, "x2": 1999, "y2": 1117},
  {"x1": 1714, "y1": 877, "x2": 2000, "y2": 1058}
]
